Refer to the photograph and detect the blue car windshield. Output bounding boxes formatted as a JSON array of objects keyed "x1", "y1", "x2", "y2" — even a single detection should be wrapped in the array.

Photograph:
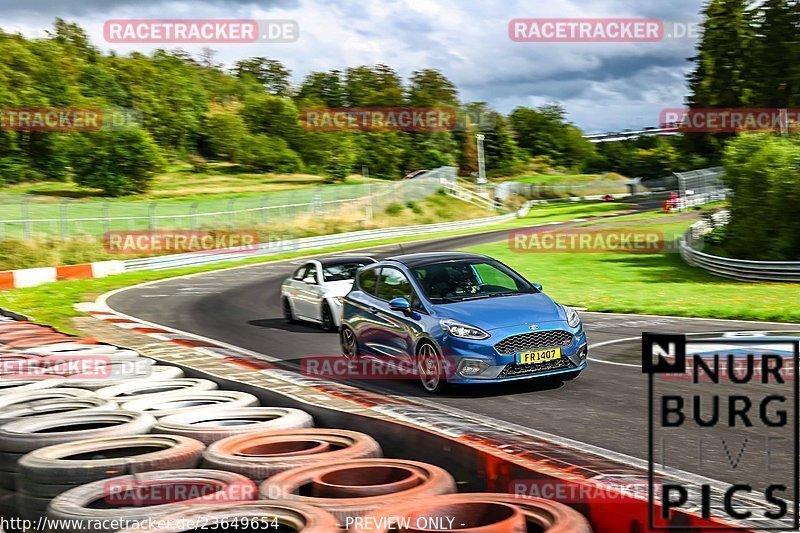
[{"x1": 411, "y1": 260, "x2": 535, "y2": 303}]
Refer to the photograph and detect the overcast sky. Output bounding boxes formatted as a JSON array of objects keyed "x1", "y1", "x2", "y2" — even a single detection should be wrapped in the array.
[{"x1": 0, "y1": 0, "x2": 704, "y2": 133}]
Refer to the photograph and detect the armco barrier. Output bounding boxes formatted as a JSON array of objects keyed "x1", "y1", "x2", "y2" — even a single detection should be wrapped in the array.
[
  {"x1": 123, "y1": 194, "x2": 653, "y2": 272},
  {"x1": 121, "y1": 212, "x2": 517, "y2": 271},
  {"x1": 680, "y1": 213, "x2": 800, "y2": 282}
]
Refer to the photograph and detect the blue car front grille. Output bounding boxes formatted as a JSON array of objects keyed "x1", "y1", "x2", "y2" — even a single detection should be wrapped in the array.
[{"x1": 493, "y1": 330, "x2": 573, "y2": 355}]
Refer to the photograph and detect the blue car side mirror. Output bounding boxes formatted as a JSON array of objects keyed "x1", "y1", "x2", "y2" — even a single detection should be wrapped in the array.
[
  {"x1": 532, "y1": 283, "x2": 543, "y2": 292},
  {"x1": 389, "y1": 297, "x2": 412, "y2": 314}
]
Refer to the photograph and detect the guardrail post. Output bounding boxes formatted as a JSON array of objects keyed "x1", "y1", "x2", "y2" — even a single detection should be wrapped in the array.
[
  {"x1": 21, "y1": 195, "x2": 31, "y2": 240},
  {"x1": 148, "y1": 202, "x2": 157, "y2": 231},
  {"x1": 191, "y1": 202, "x2": 199, "y2": 230},
  {"x1": 312, "y1": 187, "x2": 322, "y2": 215},
  {"x1": 103, "y1": 200, "x2": 110, "y2": 235},
  {"x1": 60, "y1": 199, "x2": 69, "y2": 239}
]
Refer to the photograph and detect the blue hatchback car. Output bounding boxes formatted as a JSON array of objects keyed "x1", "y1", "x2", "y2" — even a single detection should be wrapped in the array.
[{"x1": 340, "y1": 252, "x2": 587, "y2": 393}]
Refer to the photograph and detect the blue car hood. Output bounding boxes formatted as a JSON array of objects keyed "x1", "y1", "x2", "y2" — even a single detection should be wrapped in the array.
[{"x1": 435, "y1": 293, "x2": 565, "y2": 331}]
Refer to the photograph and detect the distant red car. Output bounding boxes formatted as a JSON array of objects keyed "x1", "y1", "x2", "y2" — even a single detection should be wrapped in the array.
[
  {"x1": 601, "y1": 194, "x2": 615, "y2": 201},
  {"x1": 668, "y1": 192, "x2": 679, "y2": 208}
]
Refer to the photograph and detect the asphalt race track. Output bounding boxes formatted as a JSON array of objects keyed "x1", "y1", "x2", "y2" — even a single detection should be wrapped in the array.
[{"x1": 107, "y1": 207, "x2": 800, "y2": 490}]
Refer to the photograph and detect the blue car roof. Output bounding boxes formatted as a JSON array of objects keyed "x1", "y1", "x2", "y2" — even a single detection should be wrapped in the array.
[{"x1": 384, "y1": 252, "x2": 490, "y2": 267}]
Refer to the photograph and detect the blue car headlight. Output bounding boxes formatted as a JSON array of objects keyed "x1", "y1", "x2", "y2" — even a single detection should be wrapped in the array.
[
  {"x1": 440, "y1": 319, "x2": 490, "y2": 340},
  {"x1": 564, "y1": 306, "x2": 581, "y2": 328}
]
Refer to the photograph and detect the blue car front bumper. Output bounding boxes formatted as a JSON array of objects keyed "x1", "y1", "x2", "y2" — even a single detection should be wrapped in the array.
[{"x1": 437, "y1": 322, "x2": 588, "y2": 384}]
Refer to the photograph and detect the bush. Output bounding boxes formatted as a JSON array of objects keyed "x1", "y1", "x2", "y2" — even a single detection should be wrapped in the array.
[
  {"x1": 721, "y1": 133, "x2": 800, "y2": 259},
  {"x1": 71, "y1": 129, "x2": 165, "y2": 196},
  {"x1": 406, "y1": 201, "x2": 423, "y2": 214},
  {"x1": 384, "y1": 202, "x2": 404, "y2": 216},
  {"x1": 324, "y1": 150, "x2": 352, "y2": 183},
  {"x1": 187, "y1": 154, "x2": 209, "y2": 173},
  {"x1": 204, "y1": 111, "x2": 248, "y2": 160},
  {"x1": 236, "y1": 134, "x2": 303, "y2": 173}
]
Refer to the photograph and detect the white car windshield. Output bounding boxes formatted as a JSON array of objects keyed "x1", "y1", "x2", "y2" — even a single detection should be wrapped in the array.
[{"x1": 322, "y1": 262, "x2": 372, "y2": 282}]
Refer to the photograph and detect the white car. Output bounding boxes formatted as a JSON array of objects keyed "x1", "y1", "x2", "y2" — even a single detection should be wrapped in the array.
[{"x1": 281, "y1": 256, "x2": 376, "y2": 331}]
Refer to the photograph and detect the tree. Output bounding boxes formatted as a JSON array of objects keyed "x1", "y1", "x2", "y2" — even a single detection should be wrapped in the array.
[
  {"x1": 509, "y1": 104, "x2": 594, "y2": 170},
  {"x1": 407, "y1": 69, "x2": 458, "y2": 107},
  {"x1": 237, "y1": 134, "x2": 303, "y2": 173},
  {"x1": 71, "y1": 129, "x2": 165, "y2": 196},
  {"x1": 688, "y1": 0, "x2": 756, "y2": 108},
  {"x1": 204, "y1": 111, "x2": 248, "y2": 160},
  {"x1": 752, "y1": 0, "x2": 799, "y2": 107},
  {"x1": 721, "y1": 133, "x2": 800, "y2": 259},
  {"x1": 344, "y1": 65, "x2": 405, "y2": 106},
  {"x1": 296, "y1": 71, "x2": 346, "y2": 107},
  {"x1": 234, "y1": 57, "x2": 292, "y2": 96},
  {"x1": 459, "y1": 126, "x2": 478, "y2": 176},
  {"x1": 354, "y1": 132, "x2": 409, "y2": 179}
]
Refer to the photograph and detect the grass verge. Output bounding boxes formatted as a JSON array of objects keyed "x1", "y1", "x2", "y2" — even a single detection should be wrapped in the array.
[
  {"x1": 463, "y1": 211, "x2": 800, "y2": 323},
  {"x1": 1, "y1": 163, "x2": 377, "y2": 201},
  {"x1": 0, "y1": 201, "x2": 631, "y2": 332}
]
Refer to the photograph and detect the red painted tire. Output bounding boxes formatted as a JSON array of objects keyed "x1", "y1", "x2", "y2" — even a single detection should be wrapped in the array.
[
  {"x1": 353, "y1": 493, "x2": 592, "y2": 532},
  {"x1": 204, "y1": 429, "x2": 381, "y2": 482},
  {"x1": 259, "y1": 458, "x2": 456, "y2": 523}
]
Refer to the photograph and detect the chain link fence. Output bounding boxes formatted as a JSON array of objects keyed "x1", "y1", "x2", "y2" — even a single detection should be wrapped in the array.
[
  {"x1": 494, "y1": 178, "x2": 634, "y2": 200},
  {"x1": 0, "y1": 168, "x2": 456, "y2": 241}
]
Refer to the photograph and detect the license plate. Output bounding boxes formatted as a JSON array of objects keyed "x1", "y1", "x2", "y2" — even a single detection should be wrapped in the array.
[{"x1": 517, "y1": 347, "x2": 561, "y2": 364}]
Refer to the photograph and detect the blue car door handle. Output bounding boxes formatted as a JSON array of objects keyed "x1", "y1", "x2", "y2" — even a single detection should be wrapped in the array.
[{"x1": 369, "y1": 306, "x2": 379, "y2": 313}]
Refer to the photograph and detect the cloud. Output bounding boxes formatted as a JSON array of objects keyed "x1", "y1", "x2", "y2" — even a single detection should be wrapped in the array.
[{"x1": 0, "y1": 0, "x2": 703, "y2": 131}]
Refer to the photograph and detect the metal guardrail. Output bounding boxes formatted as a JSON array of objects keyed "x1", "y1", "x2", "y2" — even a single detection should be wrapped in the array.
[
  {"x1": 441, "y1": 179, "x2": 497, "y2": 210},
  {"x1": 123, "y1": 211, "x2": 517, "y2": 271},
  {"x1": 494, "y1": 179, "x2": 633, "y2": 200},
  {"x1": 680, "y1": 212, "x2": 800, "y2": 282}
]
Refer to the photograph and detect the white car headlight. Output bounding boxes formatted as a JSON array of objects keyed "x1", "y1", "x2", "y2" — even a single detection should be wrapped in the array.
[
  {"x1": 440, "y1": 319, "x2": 489, "y2": 340},
  {"x1": 564, "y1": 306, "x2": 581, "y2": 328}
]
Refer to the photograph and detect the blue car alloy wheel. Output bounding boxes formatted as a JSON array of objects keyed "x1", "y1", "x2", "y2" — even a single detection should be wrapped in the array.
[{"x1": 340, "y1": 252, "x2": 588, "y2": 394}]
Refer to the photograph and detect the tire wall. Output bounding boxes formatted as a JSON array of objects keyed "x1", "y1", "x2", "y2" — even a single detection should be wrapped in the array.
[{"x1": 173, "y1": 363, "x2": 722, "y2": 532}]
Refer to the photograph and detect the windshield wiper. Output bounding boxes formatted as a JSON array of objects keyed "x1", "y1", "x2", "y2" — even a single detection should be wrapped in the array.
[
  {"x1": 489, "y1": 290, "x2": 531, "y2": 297},
  {"x1": 459, "y1": 290, "x2": 530, "y2": 300}
]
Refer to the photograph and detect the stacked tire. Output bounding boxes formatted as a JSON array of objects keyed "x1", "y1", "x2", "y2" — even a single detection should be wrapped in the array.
[{"x1": 0, "y1": 410, "x2": 156, "y2": 518}]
